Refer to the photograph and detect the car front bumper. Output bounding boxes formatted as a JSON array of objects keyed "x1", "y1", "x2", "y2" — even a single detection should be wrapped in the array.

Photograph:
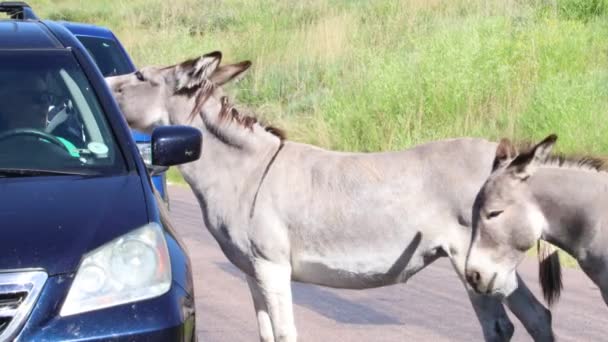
[{"x1": 16, "y1": 275, "x2": 196, "y2": 342}]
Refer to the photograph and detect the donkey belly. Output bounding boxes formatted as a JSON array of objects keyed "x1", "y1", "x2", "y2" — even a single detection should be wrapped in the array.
[{"x1": 290, "y1": 243, "x2": 434, "y2": 289}]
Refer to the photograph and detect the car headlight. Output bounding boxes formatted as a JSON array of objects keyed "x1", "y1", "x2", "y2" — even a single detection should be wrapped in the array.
[
  {"x1": 136, "y1": 142, "x2": 152, "y2": 166},
  {"x1": 60, "y1": 223, "x2": 171, "y2": 317}
]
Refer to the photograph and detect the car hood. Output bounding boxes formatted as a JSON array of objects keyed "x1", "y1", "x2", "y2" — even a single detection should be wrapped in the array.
[{"x1": 0, "y1": 174, "x2": 148, "y2": 275}]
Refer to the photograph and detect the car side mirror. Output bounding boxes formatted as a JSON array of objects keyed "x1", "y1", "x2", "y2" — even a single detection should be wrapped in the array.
[{"x1": 150, "y1": 126, "x2": 202, "y2": 169}]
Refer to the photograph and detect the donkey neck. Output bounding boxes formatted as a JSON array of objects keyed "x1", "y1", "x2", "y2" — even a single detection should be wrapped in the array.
[
  {"x1": 169, "y1": 89, "x2": 284, "y2": 193},
  {"x1": 177, "y1": 114, "x2": 283, "y2": 214},
  {"x1": 531, "y1": 166, "x2": 608, "y2": 259}
]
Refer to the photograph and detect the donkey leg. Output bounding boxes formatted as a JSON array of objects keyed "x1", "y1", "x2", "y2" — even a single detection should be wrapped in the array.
[
  {"x1": 448, "y1": 250, "x2": 514, "y2": 341},
  {"x1": 599, "y1": 284, "x2": 608, "y2": 306},
  {"x1": 578, "y1": 260, "x2": 608, "y2": 306},
  {"x1": 466, "y1": 288, "x2": 514, "y2": 342},
  {"x1": 447, "y1": 254, "x2": 512, "y2": 340},
  {"x1": 595, "y1": 269, "x2": 608, "y2": 306},
  {"x1": 247, "y1": 275, "x2": 275, "y2": 342},
  {"x1": 504, "y1": 274, "x2": 554, "y2": 342},
  {"x1": 252, "y1": 258, "x2": 297, "y2": 342}
]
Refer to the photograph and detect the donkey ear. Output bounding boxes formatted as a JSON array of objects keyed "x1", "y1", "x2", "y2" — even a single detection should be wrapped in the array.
[
  {"x1": 209, "y1": 60, "x2": 252, "y2": 86},
  {"x1": 492, "y1": 138, "x2": 517, "y2": 171},
  {"x1": 508, "y1": 134, "x2": 558, "y2": 180},
  {"x1": 174, "y1": 51, "x2": 222, "y2": 91}
]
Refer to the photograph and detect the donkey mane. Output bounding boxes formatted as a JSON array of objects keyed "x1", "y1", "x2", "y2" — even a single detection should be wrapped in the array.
[
  {"x1": 542, "y1": 154, "x2": 608, "y2": 172},
  {"x1": 512, "y1": 139, "x2": 608, "y2": 173},
  {"x1": 185, "y1": 79, "x2": 286, "y2": 142}
]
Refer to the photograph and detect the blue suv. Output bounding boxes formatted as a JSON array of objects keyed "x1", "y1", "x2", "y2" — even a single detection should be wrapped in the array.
[
  {"x1": 58, "y1": 20, "x2": 170, "y2": 207},
  {"x1": 0, "y1": 2, "x2": 199, "y2": 340}
]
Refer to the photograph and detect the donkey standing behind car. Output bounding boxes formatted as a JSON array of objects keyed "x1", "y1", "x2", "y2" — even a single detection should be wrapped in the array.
[
  {"x1": 105, "y1": 51, "x2": 555, "y2": 342},
  {"x1": 465, "y1": 134, "x2": 608, "y2": 308}
]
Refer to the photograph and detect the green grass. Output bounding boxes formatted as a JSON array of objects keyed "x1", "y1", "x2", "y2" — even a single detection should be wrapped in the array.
[
  {"x1": 28, "y1": 2, "x2": 608, "y2": 269},
  {"x1": 557, "y1": 251, "x2": 579, "y2": 268},
  {"x1": 527, "y1": 246, "x2": 579, "y2": 269},
  {"x1": 167, "y1": 167, "x2": 187, "y2": 186},
  {"x1": 30, "y1": 0, "x2": 608, "y2": 155}
]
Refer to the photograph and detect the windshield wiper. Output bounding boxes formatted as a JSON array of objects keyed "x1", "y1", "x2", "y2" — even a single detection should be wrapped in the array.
[{"x1": 0, "y1": 168, "x2": 100, "y2": 177}]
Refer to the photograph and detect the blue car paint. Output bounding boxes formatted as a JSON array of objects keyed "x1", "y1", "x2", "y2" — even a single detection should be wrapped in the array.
[
  {"x1": 0, "y1": 175, "x2": 147, "y2": 274},
  {"x1": 58, "y1": 21, "x2": 169, "y2": 202},
  {"x1": 0, "y1": 14, "x2": 195, "y2": 342}
]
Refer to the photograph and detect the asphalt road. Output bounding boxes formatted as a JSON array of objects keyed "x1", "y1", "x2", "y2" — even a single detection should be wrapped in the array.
[{"x1": 167, "y1": 185, "x2": 607, "y2": 341}]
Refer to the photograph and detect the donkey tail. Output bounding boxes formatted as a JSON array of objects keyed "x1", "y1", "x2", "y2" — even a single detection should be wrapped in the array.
[{"x1": 538, "y1": 240, "x2": 563, "y2": 307}]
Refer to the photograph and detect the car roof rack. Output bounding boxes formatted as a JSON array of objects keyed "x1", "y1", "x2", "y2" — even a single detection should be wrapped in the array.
[{"x1": 0, "y1": 1, "x2": 38, "y2": 20}]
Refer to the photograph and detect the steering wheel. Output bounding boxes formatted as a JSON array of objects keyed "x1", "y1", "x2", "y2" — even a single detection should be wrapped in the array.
[{"x1": 0, "y1": 128, "x2": 71, "y2": 154}]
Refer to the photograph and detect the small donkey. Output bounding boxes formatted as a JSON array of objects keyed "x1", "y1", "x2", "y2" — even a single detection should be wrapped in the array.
[
  {"x1": 466, "y1": 134, "x2": 608, "y2": 308},
  {"x1": 106, "y1": 51, "x2": 554, "y2": 342}
]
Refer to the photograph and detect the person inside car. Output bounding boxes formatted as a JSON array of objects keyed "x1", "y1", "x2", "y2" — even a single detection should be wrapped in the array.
[
  {"x1": 0, "y1": 72, "x2": 82, "y2": 157},
  {"x1": 0, "y1": 72, "x2": 50, "y2": 130}
]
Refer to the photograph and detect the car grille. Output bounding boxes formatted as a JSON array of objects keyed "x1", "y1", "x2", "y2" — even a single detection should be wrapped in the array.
[{"x1": 0, "y1": 272, "x2": 47, "y2": 342}]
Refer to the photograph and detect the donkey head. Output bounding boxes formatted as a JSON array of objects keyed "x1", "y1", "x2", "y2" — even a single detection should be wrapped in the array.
[
  {"x1": 105, "y1": 51, "x2": 251, "y2": 134},
  {"x1": 465, "y1": 134, "x2": 557, "y2": 297}
]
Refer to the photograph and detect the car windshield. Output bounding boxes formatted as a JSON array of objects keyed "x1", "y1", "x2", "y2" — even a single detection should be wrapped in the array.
[
  {"x1": 76, "y1": 36, "x2": 132, "y2": 77},
  {"x1": 0, "y1": 50, "x2": 126, "y2": 176}
]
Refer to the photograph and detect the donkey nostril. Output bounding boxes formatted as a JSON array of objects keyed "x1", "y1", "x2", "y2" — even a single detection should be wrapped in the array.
[{"x1": 466, "y1": 270, "x2": 481, "y2": 287}]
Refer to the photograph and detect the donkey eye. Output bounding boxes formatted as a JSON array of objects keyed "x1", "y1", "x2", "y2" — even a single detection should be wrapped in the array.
[
  {"x1": 135, "y1": 71, "x2": 145, "y2": 82},
  {"x1": 486, "y1": 210, "x2": 504, "y2": 220}
]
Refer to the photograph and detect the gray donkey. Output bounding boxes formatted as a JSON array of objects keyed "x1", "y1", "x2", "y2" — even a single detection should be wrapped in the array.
[
  {"x1": 105, "y1": 51, "x2": 554, "y2": 342},
  {"x1": 466, "y1": 134, "x2": 608, "y2": 308}
]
